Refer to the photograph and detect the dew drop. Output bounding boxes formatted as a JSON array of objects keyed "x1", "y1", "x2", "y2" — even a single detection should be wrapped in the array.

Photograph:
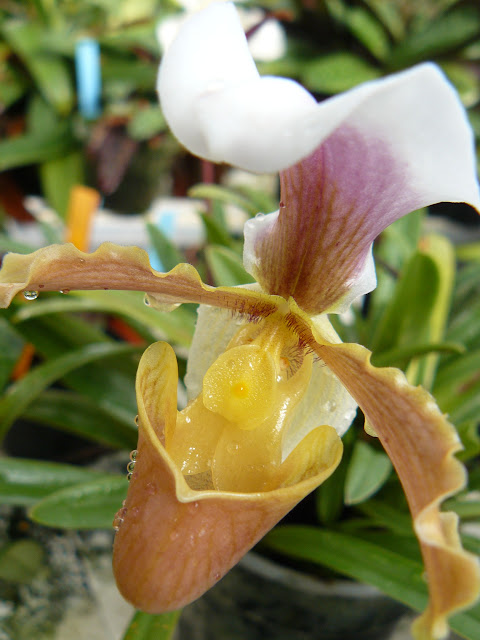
[
  {"x1": 59, "y1": 289, "x2": 70, "y2": 294},
  {"x1": 127, "y1": 472, "x2": 133, "y2": 481},
  {"x1": 326, "y1": 400, "x2": 337, "y2": 412},
  {"x1": 127, "y1": 461, "x2": 136, "y2": 474},
  {"x1": 134, "y1": 415, "x2": 139, "y2": 427},
  {"x1": 143, "y1": 295, "x2": 151, "y2": 306},
  {"x1": 130, "y1": 449, "x2": 138, "y2": 462},
  {"x1": 227, "y1": 442, "x2": 239, "y2": 453},
  {"x1": 145, "y1": 482, "x2": 156, "y2": 495},
  {"x1": 113, "y1": 503, "x2": 127, "y2": 531},
  {"x1": 112, "y1": 516, "x2": 123, "y2": 532},
  {"x1": 23, "y1": 290, "x2": 38, "y2": 301},
  {"x1": 255, "y1": 212, "x2": 265, "y2": 219}
]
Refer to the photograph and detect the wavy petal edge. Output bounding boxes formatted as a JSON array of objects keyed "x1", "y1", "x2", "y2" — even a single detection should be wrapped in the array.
[{"x1": 0, "y1": 242, "x2": 280, "y2": 319}]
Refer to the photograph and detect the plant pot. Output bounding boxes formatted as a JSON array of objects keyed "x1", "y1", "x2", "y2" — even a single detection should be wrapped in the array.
[{"x1": 175, "y1": 552, "x2": 408, "y2": 640}]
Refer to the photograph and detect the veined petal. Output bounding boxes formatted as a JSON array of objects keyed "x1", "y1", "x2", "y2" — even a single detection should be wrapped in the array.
[
  {"x1": 309, "y1": 338, "x2": 480, "y2": 639},
  {"x1": 0, "y1": 242, "x2": 279, "y2": 319},
  {"x1": 113, "y1": 341, "x2": 342, "y2": 612},
  {"x1": 244, "y1": 64, "x2": 480, "y2": 313}
]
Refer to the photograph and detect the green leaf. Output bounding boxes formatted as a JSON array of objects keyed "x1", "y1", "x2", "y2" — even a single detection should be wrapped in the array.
[
  {"x1": 344, "y1": 441, "x2": 392, "y2": 505},
  {"x1": 188, "y1": 184, "x2": 260, "y2": 217},
  {"x1": 455, "y1": 421, "x2": 480, "y2": 461},
  {"x1": 389, "y1": 6, "x2": 480, "y2": 67},
  {"x1": 13, "y1": 290, "x2": 196, "y2": 347},
  {"x1": 371, "y1": 341, "x2": 465, "y2": 369},
  {"x1": 21, "y1": 389, "x2": 137, "y2": 450},
  {"x1": 0, "y1": 234, "x2": 36, "y2": 255},
  {"x1": 444, "y1": 498, "x2": 480, "y2": 520},
  {"x1": 102, "y1": 56, "x2": 157, "y2": 91},
  {"x1": 2, "y1": 21, "x2": 74, "y2": 114},
  {"x1": 0, "y1": 342, "x2": 142, "y2": 440},
  {"x1": 122, "y1": 610, "x2": 181, "y2": 640},
  {"x1": 264, "y1": 526, "x2": 428, "y2": 610},
  {"x1": 265, "y1": 525, "x2": 480, "y2": 638},
  {"x1": 370, "y1": 251, "x2": 439, "y2": 355},
  {"x1": 363, "y1": 0, "x2": 405, "y2": 41},
  {"x1": 316, "y1": 428, "x2": 355, "y2": 525},
  {"x1": 434, "y1": 349, "x2": 480, "y2": 406},
  {"x1": 355, "y1": 499, "x2": 414, "y2": 536},
  {"x1": 0, "y1": 59, "x2": 27, "y2": 110},
  {"x1": 146, "y1": 223, "x2": 185, "y2": 272},
  {"x1": 0, "y1": 124, "x2": 75, "y2": 171},
  {"x1": 0, "y1": 317, "x2": 25, "y2": 392},
  {"x1": 456, "y1": 241, "x2": 480, "y2": 263},
  {"x1": 406, "y1": 235, "x2": 455, "y2": 389},
  {"x1": 0, "y1": 457, "x2": 119, "y2": 506},
  {"x1": 302, "y1": 52, "x2": 381, "y2": 95},
  {"x1": 0, "y1": 539, "x2": 45, "y2": 584},
  {"x1": 127, "y1": 105, "x2": 168, "y2": 141},
  {"x1": 344, "y1": 7, "x2": 391, "y2": 61},
  {"x1": 205, "y1": 245, "x2": 254, "y2": 287},
  {"x1": 441, "y1": 62, "x2": 480, "y2": 108},
  {"x1": 40, "y1": 150, "x2": 85, "y2": 219},
  {"x1": 201, "y1": 213, "x2": 236, "y2": 249},
  {"x1": 12, "y1": 312, "x2": 139, "y2": 422},
  {"x1": 438, "y1": 378, "x2": 480, "y2": 425},
  {"x1": 29, "y1": 474, "x2": 127, "y2": 529}
]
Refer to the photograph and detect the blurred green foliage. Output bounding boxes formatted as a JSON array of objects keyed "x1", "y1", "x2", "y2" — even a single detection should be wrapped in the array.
[{"x1": 1, "y1": 1, "x2": 480, "y2": 637}]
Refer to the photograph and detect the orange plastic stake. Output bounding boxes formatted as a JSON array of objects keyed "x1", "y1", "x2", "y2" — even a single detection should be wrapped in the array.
[
  {"x1": 65, "y1": 185, "x2": 101, "y2": 252},
  {"x1": 11, "y1": 343, "x2": 35, "y2": 381}
]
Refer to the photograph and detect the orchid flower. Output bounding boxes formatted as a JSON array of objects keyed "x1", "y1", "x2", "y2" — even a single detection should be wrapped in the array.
[{"x1": 1, "y1": 3, "x2": 480, "y2": 638}]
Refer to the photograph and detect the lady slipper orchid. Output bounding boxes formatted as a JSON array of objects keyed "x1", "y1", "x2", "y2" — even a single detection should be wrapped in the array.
[{"x1": 1, "y1": 3, "x2": 480, "y2": 639}]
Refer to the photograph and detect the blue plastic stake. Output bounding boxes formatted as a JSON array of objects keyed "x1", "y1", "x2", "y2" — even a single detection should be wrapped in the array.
[{"x1": 75, "y1": 38, "x2": 101, "y2": 120}]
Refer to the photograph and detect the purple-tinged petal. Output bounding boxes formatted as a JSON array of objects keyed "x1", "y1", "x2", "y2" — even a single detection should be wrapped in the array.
[{"x1": 242, "y1": 64, "x2": 479, "y2": 313}]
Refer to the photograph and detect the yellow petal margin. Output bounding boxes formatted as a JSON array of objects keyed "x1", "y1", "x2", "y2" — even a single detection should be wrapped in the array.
[
  {"x1": 0, "y1": 243, "x2": 278, "y2": 317},
  {"x1": 112, "y1": 341, "x2": 342, "y2": 612},
  {"x1": 308, "y1": 335, "x2": 480, "y2": 639}
]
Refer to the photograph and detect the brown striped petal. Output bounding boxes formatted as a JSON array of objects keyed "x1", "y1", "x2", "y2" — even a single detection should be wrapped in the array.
[
  {"x1": 307, "y1": 328, "x2": 480, "y2": 639},
  {"x1": 0, "y1": 242, "x2": 278, "y2": 319}
]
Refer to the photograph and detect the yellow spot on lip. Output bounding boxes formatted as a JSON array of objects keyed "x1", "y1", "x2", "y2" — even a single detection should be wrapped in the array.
[{"x1": 232, "y1": 382, "x2": 249, "y2": 398}]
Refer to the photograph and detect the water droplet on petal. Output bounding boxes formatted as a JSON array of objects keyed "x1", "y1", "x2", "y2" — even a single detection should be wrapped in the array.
[
  {"x1": 143, "y1": 295, "x2": 151, "y2": 306},
  {"x1": 255, "y1": 212, "x2": 265, "y2": 219},
  {"x1": 326, "y1": 400, "x2": 337, "y2": 412},
  {"x1": 130, "y1": 450, "x2": 138, "y2": 462},
  {"x1": 227, "y1": 442, "x2": 239, "y2": 453},
  {"x1": 59, "y1": 289, "x2": 70, "y2": 294},
  {"x1": 23, "y1": 290, "x2": 38, "y2": 301},
  {"x1": 145, "y1": 482, "x2": 156, "y2": 495},
  {"x1": 134, "y1": 415, "x2": 139, "y2": 427},
  {"x1": 127, "y1": 461, "x2": 136, "y2": 474}
]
